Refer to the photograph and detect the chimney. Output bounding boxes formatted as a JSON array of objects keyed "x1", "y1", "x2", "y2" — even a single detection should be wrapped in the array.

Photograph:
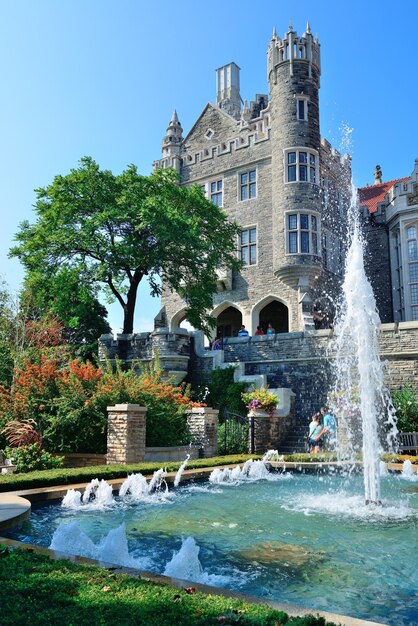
[{"x1": 374, "y1": 164, "x2": 382, "y2": 185}]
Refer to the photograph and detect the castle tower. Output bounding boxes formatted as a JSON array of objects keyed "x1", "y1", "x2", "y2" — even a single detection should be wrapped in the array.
[
  {"x1": 161, "y1": 110, "x2": 183, "y2": 172},
  {"x1": 268, "y1": 22, "x2": 322, "y2": 289},
  {"x1": 216, "y1": 62, "x2": 242, "y2": 120}
]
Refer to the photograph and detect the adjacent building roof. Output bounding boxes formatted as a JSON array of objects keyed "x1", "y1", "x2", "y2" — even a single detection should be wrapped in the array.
[{"x1": 358, "y1": 178, "x2": 409, "y2": 214}]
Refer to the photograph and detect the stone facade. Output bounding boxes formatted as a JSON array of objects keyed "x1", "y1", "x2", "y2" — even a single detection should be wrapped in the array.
[
  {"x1": 154, "y1": 23, "x2": 351, "y2": 338},
  {"x1": 250, "y1": 410, "x2": 290, "y2": 455},
  {"x1": 359, "y1": 159, "x2": 418, "y2": 323},
  {"x1": 99, "y1": 328, "x2": 191, "y2": 384},
  {"x1": 188, "y1": 323, "x2": 418, "y2": 426}
]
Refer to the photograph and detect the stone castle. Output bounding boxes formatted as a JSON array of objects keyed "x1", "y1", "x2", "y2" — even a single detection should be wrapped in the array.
[
  {"x1": 99, "y1": 22, "x2": 418, "y2": 438},
  {"x1": 154, "y1": 22, "x2": 352, "y2": 338}
]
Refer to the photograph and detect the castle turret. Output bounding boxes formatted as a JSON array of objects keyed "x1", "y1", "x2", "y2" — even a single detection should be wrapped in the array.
[
  {"x1": 161, "y1": 110, "x2": 183, "y2": 172},
  {"x1": 268, "y1": 21, "x2": 322, "y2": 289},
  {"x1": 216, "y1": 62, "x2": 242, "y2": 120}
]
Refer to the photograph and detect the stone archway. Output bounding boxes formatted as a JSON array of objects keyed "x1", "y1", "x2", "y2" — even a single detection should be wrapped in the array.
[
  {"x1": 214, "y1": 304, "x2": 243, "y2": 338},
  {"x1": 252, "y1": 296, "x2": 289, "y2": 334},
  {"x1": 170, "y1": 309, "x2": 187, "y2": 330}
]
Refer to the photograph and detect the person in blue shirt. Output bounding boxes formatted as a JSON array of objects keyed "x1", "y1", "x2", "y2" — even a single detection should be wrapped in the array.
[
  {"x1": 237, "y1": 325, "x2": 249, "y2": 337},
  {"x1": 321, "y1": 406, "x2": 337, "y2": 450}
]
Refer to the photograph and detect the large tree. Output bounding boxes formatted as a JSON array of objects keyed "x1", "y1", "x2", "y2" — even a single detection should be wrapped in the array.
[
  {"x1": 21, "y1": 267, "x2": 111, "y2": 360},
  {"x1": 11, "y1": 158, "x2": 241, "y2": 334}
]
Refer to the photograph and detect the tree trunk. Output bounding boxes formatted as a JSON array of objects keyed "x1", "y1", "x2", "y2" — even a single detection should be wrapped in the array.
[{"x1": 122, "y1": 276, "x2": 141, "y2": 334}]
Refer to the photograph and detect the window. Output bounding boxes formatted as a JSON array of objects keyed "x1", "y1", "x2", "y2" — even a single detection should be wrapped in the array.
[
  {"x1": 205, "y1": 129, "x2": 214, "y2": 139},
  {"x1": 407, "y1": 223, "x2": 418, "y2": 320},
  {"x1": 240, "y1": 170, "x2": 257, "y2": 201},
  {"x1": 200, "y1": 179, "x2": 223, "y2": 206},
  {"x1": 209, "y1": 179, "x2": 223, "y2": 206},
  {"x1": 287, "y1": 212, "x2": 320, "y2": 255},
  {"x1": 296, "y1": 97, "x2": 308, "y2": 121},
  {"x1": 285, "y1": 148, "x2": 318, "y2": 184},
  {"x1": 240, "y1": 227, "x2": 257, "y2": 266}
]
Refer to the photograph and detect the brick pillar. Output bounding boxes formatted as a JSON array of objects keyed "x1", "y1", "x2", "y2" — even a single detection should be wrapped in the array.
[
  {"x1": 186, "y1": 407, "x2": 219, "y2": 458},
  {"x1": 250, "y1": 410, "x2": 282, "y2": 454},
  {"x1": 107, "y1": 404, "x2": 147, "y2": 464}
]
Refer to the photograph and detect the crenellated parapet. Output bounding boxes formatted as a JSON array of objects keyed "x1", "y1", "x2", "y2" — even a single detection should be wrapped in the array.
[
  {"x1": 98, "y1": 328, "x2": 191, "y2": 384},
  {"x1": 268, "y1": 21, "x2": 320, "y2": 85}
]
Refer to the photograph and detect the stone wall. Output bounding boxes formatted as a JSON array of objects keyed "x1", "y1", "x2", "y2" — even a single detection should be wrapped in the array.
[
  {"x1": 99, "y1": 328, "x2": 191, "y2": 384},
  {"x1": 188, "y1": 323, "x2": 418, "y2": 425}
]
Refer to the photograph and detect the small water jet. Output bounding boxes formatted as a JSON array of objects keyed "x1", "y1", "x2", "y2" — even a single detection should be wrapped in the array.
[{"x1": 174, "y1": 454, "x2": 190, "y2": 487}]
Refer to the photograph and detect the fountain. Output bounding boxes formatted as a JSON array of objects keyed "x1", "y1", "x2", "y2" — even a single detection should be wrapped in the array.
[{"x1": 330, "y1": 177, "x2": 397, "y2": 504}]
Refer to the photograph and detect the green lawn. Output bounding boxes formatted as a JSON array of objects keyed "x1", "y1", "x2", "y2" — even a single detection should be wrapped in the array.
[{"x1": 0, "y1": 544, "x2": 336, "y2": 626}]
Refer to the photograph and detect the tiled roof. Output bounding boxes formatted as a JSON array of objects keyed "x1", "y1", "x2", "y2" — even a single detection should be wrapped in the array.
[{"x1": 358, "y1": 178, "x2": 409, "y2": 214}]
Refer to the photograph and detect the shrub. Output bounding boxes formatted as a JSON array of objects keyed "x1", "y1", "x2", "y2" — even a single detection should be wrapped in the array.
[
  {"x1": 391, "y1": 385, "x2": 418, "y2": 432},
  {"x1": 218, "y1": 420, "x2": 249, "y2": 455},
  {"x1": 0, "y1": 353, "x2": 203, "y2": 454},
  {"x1": 4, "y1": 443, "x2": 64, "y2": 473},
  {"x1": 203, "y1": 366, "x2": 247, "y2": 421}
]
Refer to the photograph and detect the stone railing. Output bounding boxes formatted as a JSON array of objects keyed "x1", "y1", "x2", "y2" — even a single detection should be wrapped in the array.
[{"x1": 99, "y1": 328, "x2": 191, "y2": 385}]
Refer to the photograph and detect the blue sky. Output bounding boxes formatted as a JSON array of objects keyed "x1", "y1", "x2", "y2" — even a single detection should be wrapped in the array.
[{"x1": 1, "y1": 0, "x2": 417, "y2": 333}]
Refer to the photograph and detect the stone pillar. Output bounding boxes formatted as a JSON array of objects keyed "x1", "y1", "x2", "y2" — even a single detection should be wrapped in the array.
[
  {"x1": 186, "y1": 407, "x2": 219, "y2": 458},
  {"x1": 249, "y1": 410, "x2": 280, "y2": 454},
  {"x1": 107, "y1": 404, "x2": 147, "y2": 464}
]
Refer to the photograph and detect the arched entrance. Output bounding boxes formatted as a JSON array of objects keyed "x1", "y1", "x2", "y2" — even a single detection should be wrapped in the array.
[
  {"x1": 258, "y1": 300, "x2": 289, "y2": 333},
  {"x1": 216, "y1": 306, "x2": 243, "y2": 338}
]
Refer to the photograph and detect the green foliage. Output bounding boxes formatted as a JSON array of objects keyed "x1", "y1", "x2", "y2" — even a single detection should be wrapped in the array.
[
  {"x1": 0, "y1": 545, "x2": 338, "y2": 626},
  {"x1": 204, "y1": 366, "x2": 248, "y2": 420},
  {"x1": 218, "y1": 421, "x2": 249, "y2": 455},
  {"x1": 0, "y1": 279, "x2": 18, "y2": 388},
  {"x1": 4, "y1": 444, "x2": 63, "y2": 473},
  {"x1": 391, "y1": 385, "x2": 418, "y2": 432},
  {"x1": 22, "y1": 267, "x2": 111, "y2": 361},
  {"x1": 11, "y1": 159, "x2": 241, "y2": 334},
  {"x1": 0, "y1": 355, "x2": 197, "y2": 454},
  {"x1": 0, "y1": 455, "x2": 260, "y2": 492},
  {"x1": 242, "y1": 387, "x2": 279, "y2": 417}
]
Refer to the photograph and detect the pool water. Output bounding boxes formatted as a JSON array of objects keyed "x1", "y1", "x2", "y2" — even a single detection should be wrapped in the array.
[{"x1": 5, "y1": 471, "x2": 418, "y2": 625}]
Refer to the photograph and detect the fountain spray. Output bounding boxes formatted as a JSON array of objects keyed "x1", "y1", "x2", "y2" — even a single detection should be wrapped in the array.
[{"x1": 332, "y1": 180, "x2": 397, "y2": 505}]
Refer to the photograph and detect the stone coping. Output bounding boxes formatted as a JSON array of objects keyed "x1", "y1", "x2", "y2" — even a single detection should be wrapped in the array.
[
  {"x1": 0, "y1": 536, "x2": 386, "y2": 626},
  {"x1": 5, "y1": 461, "x2": 415, "y2": 504},
  {"x1": 0, "y1": 494, "x2": 31, "y2": 531}
]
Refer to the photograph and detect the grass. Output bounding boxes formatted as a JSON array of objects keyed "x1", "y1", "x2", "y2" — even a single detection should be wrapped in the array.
[
  {"x1": 0, "y1": 452, "x2": 416, "y2": 493},
  {"x1": 0, "y1": 544, "x2": 337, "y2": 626}
]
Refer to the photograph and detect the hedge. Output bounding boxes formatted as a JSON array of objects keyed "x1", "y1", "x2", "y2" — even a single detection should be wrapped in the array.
[{"x1": 1, "y1": 452, "x2": 415, "y2": 493}]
